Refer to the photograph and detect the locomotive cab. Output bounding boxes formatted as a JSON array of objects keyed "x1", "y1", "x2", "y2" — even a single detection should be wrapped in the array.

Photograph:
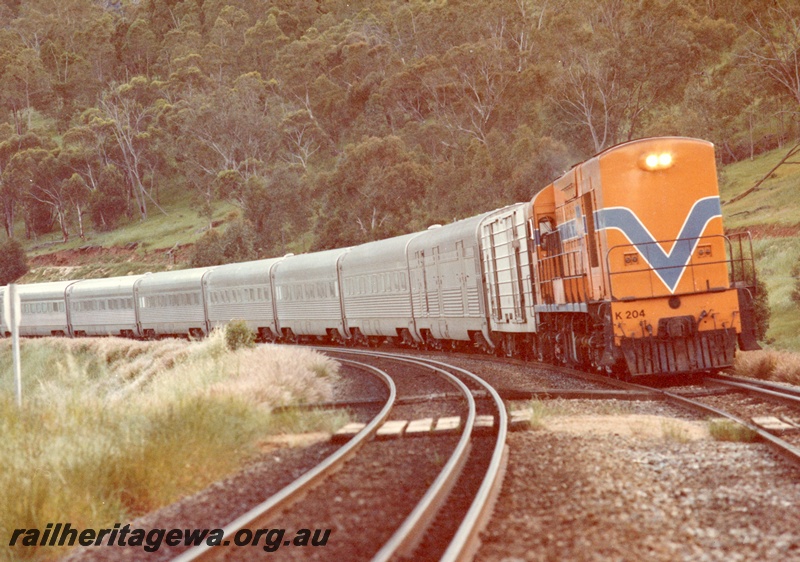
[{"x1": 530, "y1": 137, "x2": 760, "y2": 377}]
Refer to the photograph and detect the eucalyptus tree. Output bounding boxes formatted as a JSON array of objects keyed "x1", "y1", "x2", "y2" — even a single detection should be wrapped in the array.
[{"x1": 96, "y1": 77, "x2": 167, "y2": 220}]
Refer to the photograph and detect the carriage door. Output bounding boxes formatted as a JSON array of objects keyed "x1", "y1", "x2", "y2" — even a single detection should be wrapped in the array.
[
  {"x1": 430, "y1": 246, "x2": 442, "y2": 318},
  {"x1": 414, "y1": 250, "x2": 430, "y2": 317},
  {"x1": 456, "y1": 241, "x2": 469, "y2": 316},
  {"x1": 483, "y1": 211, "x2": 527, "y2": 326},
  {"x1": 508, "y1": 213, "x2": 527, "y2": 323}
]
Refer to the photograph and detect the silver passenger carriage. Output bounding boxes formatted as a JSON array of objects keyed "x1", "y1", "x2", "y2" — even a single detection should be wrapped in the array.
[
  {"x1": 339, "y1": 232, "x2": 422, "y2": 346},
  {"x1": 480, "y1": 202, "x2": 539, "y2": 356},
  {"x1": 204, "y1": 258, "x2": 284, "y2": 341},
  {"x1": 133, "y1": 268, "x2": 214, "y2": 338},
  {"x1": 16, "y1": 281, "x2": 78, "y2": 337},
  {"x1": 66, "y1": 276, "x2": 144, "y2": 338},
  {"x1": 272, "y1": 248, "x2": 350, "y2": 342},
  {"x1": 407, "y1": 214, "x2": 494, "y2": 350}
]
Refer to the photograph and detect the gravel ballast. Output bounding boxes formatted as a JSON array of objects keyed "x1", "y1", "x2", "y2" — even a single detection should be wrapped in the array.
[{"x1": 478, "y1": 418, "x2": 800, "y2": 561}]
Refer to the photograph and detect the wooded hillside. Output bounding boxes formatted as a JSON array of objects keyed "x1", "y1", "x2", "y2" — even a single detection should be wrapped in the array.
[{"x1": 0, "y1": 0, "x2": 798, "y2": 259}]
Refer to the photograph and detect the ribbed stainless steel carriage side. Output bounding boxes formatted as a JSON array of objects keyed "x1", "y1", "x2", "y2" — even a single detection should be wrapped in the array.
[
  {"x1": 272, "y1": 248, "x2": 350, "y2": 339},
  {"x1": 480, "y1": 202, "x2": 539, "y2": 335},
  {"x1": 339, "y1": 232, "x2": 423, "y2": 342},
  {"x1": 66, "y1": 276, "x2": 144, "y2": 337},
  {"x1": 16, "y1": 280, "x2": 78, "y2": 337},
  {"x1": 406, "y1": 212, "x2": 494, "y2": 345},
  {"x1": 204, "y1": 257, "x2": 283, "y2": 339},
  {"x1": 133, "y1": 268, "x2": 214, "y2": 337}
]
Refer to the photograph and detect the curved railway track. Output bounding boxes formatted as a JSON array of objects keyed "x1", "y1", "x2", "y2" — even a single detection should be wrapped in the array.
[
  {"x1": 520, "y1": 360, "x2": 800, "y2": 469},
  {"x1": 170, "y1": 359, "x2": 395, "y2": 562},
  {"x1": 329, "y1": 349, "x2": 508, "y2": 562},
  {"x1": 401, "y1": 348, "x2": 800, "y2": 469},
  {"x1": 170, "y1": 350, "x2": 507, "y2": 562}
]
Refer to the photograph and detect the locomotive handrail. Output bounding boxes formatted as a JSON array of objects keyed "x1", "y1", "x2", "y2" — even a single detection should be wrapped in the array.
[
  {"x1": 605, "y1": 233, "x2": 756, "y2": 301},
  {"x1": 535, "y1": 248, "x2": 589, "y2": 305}
]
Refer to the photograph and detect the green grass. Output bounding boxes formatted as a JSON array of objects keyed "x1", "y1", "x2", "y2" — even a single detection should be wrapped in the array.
[
  {"x1": 718, "y1": 145, "x2": 800, "y2": 352},
  {"x1": 23, "y1": 197, "x2": 238, "y2": 258},
  {"x1": 720, "y1": 145, "x2": 800, "y2": 230},
  {"x1": 707, "y1": 419, "x2": 759, "y2": 443},
  {"x1": 750, "y1": 237, "x2": 800, "y2": 349},
  {"x1": 0, "y1": 333, "x2": 344, "y2": 562}
]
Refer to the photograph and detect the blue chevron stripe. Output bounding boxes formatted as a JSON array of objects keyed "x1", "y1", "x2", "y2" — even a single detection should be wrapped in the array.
[{"x1": 594, "y1": 196, "x2": 722, "y2": 293}]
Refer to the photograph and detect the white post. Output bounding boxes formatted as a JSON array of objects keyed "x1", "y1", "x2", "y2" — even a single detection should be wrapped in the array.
[{"x1": 7, "y1": 284, "x2": 22, "y2": 408}]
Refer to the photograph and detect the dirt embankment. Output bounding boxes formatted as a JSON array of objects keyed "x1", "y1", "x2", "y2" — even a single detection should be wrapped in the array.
[
  {"x1": 726, "y1": 224, "x2": 800, "y2": 238},
  {"x1": 24, "y1": 243, "x2": 195, "y2": 282}
]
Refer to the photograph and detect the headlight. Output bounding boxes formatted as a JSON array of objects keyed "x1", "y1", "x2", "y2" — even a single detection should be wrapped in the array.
[{"x1": 640, "y1": 152, "x2": 674, "y2": 171}]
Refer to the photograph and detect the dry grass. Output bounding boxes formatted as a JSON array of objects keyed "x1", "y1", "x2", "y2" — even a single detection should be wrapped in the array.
[
  {"x1": 733, "y1": 350, "x2": 800, "y2": 385},
  {"x1": 0, "y1": 331, "x2": 342, "y2": 561},
  {"x1": 208, "y1": 344, "x2": 339, "y2": 408},
  {"x1": 661, "y1": 420, "x2": 692, "y2": 443}
]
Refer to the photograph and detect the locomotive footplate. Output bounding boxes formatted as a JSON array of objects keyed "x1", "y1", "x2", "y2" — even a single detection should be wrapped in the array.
[{"x1": 620, "y1": 328, "x2": 737, "y2": 376}]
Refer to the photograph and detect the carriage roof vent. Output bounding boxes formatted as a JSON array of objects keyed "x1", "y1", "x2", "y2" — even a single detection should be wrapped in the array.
[{"x1": 427, "y1": 224, "x2": 442, "y2": 230}]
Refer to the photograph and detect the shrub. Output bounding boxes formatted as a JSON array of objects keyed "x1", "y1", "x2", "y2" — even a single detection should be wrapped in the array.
[
  {"x1": 225, "y1": 319, "x2": 256, "y2": 351},
  {"x1": 734, "y1": 350, "x2": 800, "y2": 385},
  {"x1": 708, "y1": 419, "x2": 758, "y2": 442},
  {"x1": 190, "y1": 229, "x2": 225, "y2": 267},
  {"x1": 0, "y1": 237, "x2": 28, "y2": 284},
  {"x1": 752, "y1": 276, "x2": 770, "y2": 341}
]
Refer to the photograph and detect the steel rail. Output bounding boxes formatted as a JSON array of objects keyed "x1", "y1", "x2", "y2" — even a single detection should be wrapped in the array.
[
  {"x1": 705, "y1": 375, "x2": 800, "y2": 406},
  {"x1": 325, "y1": 349, "x2": 478, "y2": 562},
  {"x1": 529, "y1": 361, "x2": 800, "y2": 468},
  {"x1": 328, "y1": 348, "x2": 508, "y2": 562},
  {"x1": 657, "y1": 387, "x2": 800, "y2": 466},
  {"x1": 421, "y1": 357, "x2": 509, "y2": 562},
  {"x1": 171, "y1": 359, "x2": 396, "y2": 562}
]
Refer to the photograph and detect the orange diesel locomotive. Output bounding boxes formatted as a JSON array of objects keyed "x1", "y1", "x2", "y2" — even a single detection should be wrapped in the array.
[{"x1": 530, "y1": 137, "x2": 760, "y2": 376}]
